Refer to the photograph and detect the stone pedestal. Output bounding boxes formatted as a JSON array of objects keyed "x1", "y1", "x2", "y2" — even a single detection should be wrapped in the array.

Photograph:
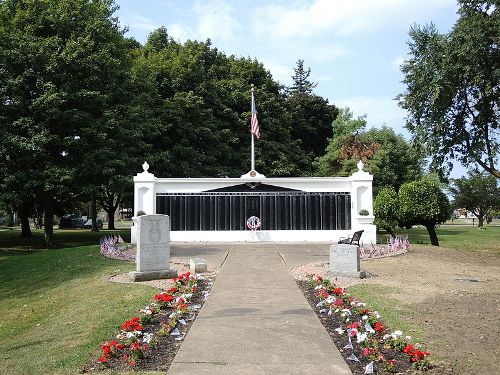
[
  {"x1": 129, "y1": 214, "x2": 177, "y2": 282},
  {"x1": 190, "y1": 257, "x2": 207, "y2": 274},
  {"x1": 328, "y1": 244, "x2": 366, "y2": 279}
]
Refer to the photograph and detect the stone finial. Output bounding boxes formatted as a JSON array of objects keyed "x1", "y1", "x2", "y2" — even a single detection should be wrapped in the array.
[
  {"x1": 357, "y1": 160, "x2": 364, "y2": 171},
  {"x1": 142, "y1": 161, "x2": 149, "y2": 172}
]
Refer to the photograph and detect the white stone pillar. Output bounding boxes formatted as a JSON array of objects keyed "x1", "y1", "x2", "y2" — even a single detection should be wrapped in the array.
[
  {"x1": 131, "y1": 162, "x2": 156, "y2": 244},
  {"x1": 349, "y1": 161, "x2": 377, "y2": 244}
]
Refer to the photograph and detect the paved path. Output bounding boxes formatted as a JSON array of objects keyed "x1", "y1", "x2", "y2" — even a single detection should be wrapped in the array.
[{"x1": 168, "y1": 244, "x2": 351, "y2": 375}]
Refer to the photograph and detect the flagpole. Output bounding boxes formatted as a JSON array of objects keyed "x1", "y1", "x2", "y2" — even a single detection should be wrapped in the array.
[{"x1": 251, "y1": 85, "x2": 255, "y2": 171}]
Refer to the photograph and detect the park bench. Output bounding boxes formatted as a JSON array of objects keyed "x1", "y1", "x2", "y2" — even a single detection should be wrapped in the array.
[{"x1": 338, "y1": 230, "x2": 364, "y2": 246}]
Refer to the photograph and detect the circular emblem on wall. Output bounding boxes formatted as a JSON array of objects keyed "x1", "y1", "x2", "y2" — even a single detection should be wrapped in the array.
[
  {"x1": 246, "y1": 216, "x2": 261, "y2": 231},
  {"x1": 250, "y1": 170, "x2": 256, "y2": 177}
]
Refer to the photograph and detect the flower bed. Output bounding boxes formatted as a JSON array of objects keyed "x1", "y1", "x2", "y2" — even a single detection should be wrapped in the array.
[
  {"x1": 83, "y1": 272, "x2": 213, "y2": 372},
  {"x1": 299, "y1": 274, "x2": 431, "y2": 374}
]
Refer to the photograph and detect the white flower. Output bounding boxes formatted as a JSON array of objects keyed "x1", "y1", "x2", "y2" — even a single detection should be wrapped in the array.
[
  {"x1": 143, "y1": 332, "x2": 154, "y2": 344},
  {"x1": 356, "y1": 332, "x2": 368, "y2": 343},
  {"x1": 391, "y1": 330, "x2": 403, "y2": 339},
  {"x1": 334, "y1": 327, "x2": 345, "y2": 335},
  {"x1": 373, "y1": 311, "x2": 381, "y2": 319},
  {"x1": 406, "y1": 336, "x2": 412, "y2": 340},
  {"x1": 383, "y1": 334, "x2": 390, "y2": 340},
  {"x1": 362, "y1": 315, "x2": 368, "y2": 320}
]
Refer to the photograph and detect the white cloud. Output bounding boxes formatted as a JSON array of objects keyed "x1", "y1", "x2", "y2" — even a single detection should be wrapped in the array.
[
  {"x1": 168, "y1": 23, "x2": 194, "y2": 42},
  {"x1": 126, "y1": 15, "x2": 159, "y2": 32},
  {"x1": 391, "y1": 56, "x2": 405, "y2": 72},
  {"x1": 259, "y1": 59, "x2": 294, "y2": 83},
  {"x1": 254, "y1": 0, "x2": 456, "y2": 40},
  {"x1": 193, "y1": 0, "x2": 240, "y2": 41},
  {"x1": 334, "y1": 95, "x2": 409, "y2": 136}
]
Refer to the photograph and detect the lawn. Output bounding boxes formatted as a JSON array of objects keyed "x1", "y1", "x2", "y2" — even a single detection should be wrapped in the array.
[
  {"x1": 379, "y1": 224, "x2": 500, "y2": 253},
  {"x1": 0, "y1": 241, "x2": 156, "y2": 375}
]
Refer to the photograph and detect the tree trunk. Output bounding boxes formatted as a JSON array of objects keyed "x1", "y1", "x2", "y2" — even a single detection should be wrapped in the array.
[
  {"x1": 107, "y1": 207, "x2": 116, "y2": 230},
  {"x1": 19, "y1": 205, "x2": 32, "y2": 238},
  {"x1": 425, "y1": 224, "x2": 439, "y2": 246},
  {"x1": 478, "y1": 216, "x2": 484, "y2": 227},
  {"x1": 90, "y1": 192, "x2": 98, "y2": 232},
  {"x1": 44, "y1": 201, "x2": 55, "y2": 248}
]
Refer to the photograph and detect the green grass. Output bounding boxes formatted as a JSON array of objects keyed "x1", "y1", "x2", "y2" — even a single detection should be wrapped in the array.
[
  {"x1": 0, "y1": 245, "x2": 156, "y2": 375},
  {"x1": 378, "y1": 225, "x2": 500, "y2": 254},
  {"x1": 347, "y1": 284, "x2": 425, "y2": 343}
]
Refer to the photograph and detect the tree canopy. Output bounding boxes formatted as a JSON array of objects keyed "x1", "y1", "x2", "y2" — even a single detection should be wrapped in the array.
[
  {"x1": 315, "y1": 108, "x2": 423, "y2": 193},
  {"x1": 398, "y1": 1, "x2": 500, "y2": 178},
  {"x1": 449, "y1": 170, "x2": 500, "y2": 227}
]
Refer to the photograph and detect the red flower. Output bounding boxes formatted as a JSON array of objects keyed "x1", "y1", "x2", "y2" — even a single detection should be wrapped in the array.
[
  {"x1": 154, "y1": 293, "x2": 174, "y2": 303},
  {"x1": 333, "y1": 287, "x2": 344, "y2": 296},
  {"x1": 115, "y1": 343, "x2": 124, "y2": 350},
  {"x1": 101, "y1": 344, "x2": 111, "y2": 355},
  {"x1": 410, "y1": 349, "x2": 430, "y2": 362},
  {"x1": 349, "y1": 321, "x2": 360, "y2": 329},
  {"x1": 98, "y1": 356, "x2": 108, "y2": 363},
  {"x1": 129, "y1": 342, "x2": 141, "y2": 351},
  {"x1": 387, "y1": 359, "x2": 396, "y2": 366},
  {"x1": 362, "y1": 348, "x2": 371, "y2": 356},
  {"x1": 360, "y1": 309, "x2": 369, "y2": 315},
  {"x1": 128, "y1": 361, "x2": 137, "y2": 366},
  {"x1": 121, "y1": 317, "x2": 143, "y2": 332},
  {"x1": 374, "y1": 322, "x2": 384, "y2": 332},
  {"x1": 403, "y1": 344, "x2": 414, "y2": 354},
  {"x1": 334, "y1": 299, "x2": 343, "y2": 307}
]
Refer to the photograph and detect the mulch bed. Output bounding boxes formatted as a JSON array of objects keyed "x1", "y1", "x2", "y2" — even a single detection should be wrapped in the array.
[
  {"x1": 297, "y1": 280, "x2": 425, "y2": 375},
  {"x1": 82, "y1": 276, "x2": 214, "y2": 373}
]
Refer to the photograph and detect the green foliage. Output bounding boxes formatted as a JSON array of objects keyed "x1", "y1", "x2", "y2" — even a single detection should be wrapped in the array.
[
  {"x1": 373, "y1": 186, "x2": 399, "y2": 235},
  {"x1": 289, "y1": 59, "x2": 317, "y2": 95},
  {"x1": 398, "y1": 1, "x2": 500, "y2": 178},
  {"x1": 449, "y1": 170, "x2": 500, "y2": 227},
  {"x1": 398, "y1": 179, "x2": 451, "y2": 245},
  {"x1": 316, "y1": 109, "x2": 423, "y2": 193},
  {"x1": 0, "y1": 0, "x2": 133, "y2": 245},
  {"x1": 315, "y1": 108, "x2": 367, "y2": 176}
]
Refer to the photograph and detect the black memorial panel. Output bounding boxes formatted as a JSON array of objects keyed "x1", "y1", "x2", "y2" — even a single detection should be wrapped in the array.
[{"x1": 156, "y1": 192, "x2": 351, "y2": 231}]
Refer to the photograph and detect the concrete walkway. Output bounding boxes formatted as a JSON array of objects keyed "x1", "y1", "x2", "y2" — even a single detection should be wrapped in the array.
[{"x1": 168, "y1": 245, "x2": 352, "y2": 375}]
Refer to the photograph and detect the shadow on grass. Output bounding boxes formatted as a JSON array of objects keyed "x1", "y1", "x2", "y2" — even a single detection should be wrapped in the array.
[{"x1": 0, "y1": 228, "x2": 130, "y2": 250}]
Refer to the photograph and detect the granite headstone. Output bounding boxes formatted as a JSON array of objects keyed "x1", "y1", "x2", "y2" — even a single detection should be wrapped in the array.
[
  {"x1": 328, "y1": 244, "x2": 366, "y2": 278},
  {"x1": 129, "y1": 214, "x2": 177, "y2": 282}
]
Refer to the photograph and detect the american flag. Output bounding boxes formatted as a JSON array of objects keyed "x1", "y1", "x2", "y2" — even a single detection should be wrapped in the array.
[{"x1": 251, "y1": 92, "x2": 260, "y2": 139}]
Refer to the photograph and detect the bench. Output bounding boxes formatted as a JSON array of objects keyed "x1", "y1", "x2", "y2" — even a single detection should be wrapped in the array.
[{"x1": 338, "y1": 230, "x2": 364, "y2": 246}]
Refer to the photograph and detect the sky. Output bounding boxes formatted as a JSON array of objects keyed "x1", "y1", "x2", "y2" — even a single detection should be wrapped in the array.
[{"x1": 114, "y1": 0, "x2": 465, "y2": 177}]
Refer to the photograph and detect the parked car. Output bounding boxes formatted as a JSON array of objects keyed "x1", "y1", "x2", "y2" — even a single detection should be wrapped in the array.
[
  {"x1": 59, "y1": 214, "x2": 85, "y2": 229},
  {"x1": 83, "y1": 218, "x2": 103, "y2": 229}
]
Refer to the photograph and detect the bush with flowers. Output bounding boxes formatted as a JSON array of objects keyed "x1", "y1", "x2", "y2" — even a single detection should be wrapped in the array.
[
  {"x1": 96, "y1": 272, "x2": 205, "y2": 368},
  {"x1": 306, "y1": 274, "x2": 431, "y2": 374}
]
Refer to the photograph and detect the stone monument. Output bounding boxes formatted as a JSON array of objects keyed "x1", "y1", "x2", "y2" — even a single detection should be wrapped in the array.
[
  {"x1": 328, "y1": 244, "x2": 366, "y2": 278},
  {"x1": 129, "y1": 214, "x2": 177, "y2": 282}
]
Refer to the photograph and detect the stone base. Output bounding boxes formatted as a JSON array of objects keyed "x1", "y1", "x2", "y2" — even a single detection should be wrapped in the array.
[
  {"x1": 190, "y1": 257, "x2": 207, "y2": 273},
  {"x1": 327, "y1": 270, "x2": 367, "y2": 279},
  {"x1": 128, "y1": 269, "x2": 178, "y2": 282}
]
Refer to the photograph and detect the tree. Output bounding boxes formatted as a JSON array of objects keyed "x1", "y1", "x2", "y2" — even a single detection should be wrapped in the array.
[
  {"x1": 449, "y1": 170, "x2": 500, "y2": 227},
  {"x1": 373, "y1": 186, "x2": 399, "y2": 237},
  {"x1": 0, "y1": 0, "x2": 132, "y2": 246},
  {"x1": 289, "y1": 59, "x2": 317, "y2": 95},
  {"x1": 135, "y1": 31, "x2": 310, "y2": 178},
  {"x1": 316, "y1": 109, "x2": 423, "y2": 193},
  {"x1": 398, "y1": 1, "x2": 500, "y2": 178},
  {"x1": 398, "y1": 179, "x2": 451, "y2": 246},
  {"x1": 286, "y1": 60, "x2": 337, "y2": 171}
]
